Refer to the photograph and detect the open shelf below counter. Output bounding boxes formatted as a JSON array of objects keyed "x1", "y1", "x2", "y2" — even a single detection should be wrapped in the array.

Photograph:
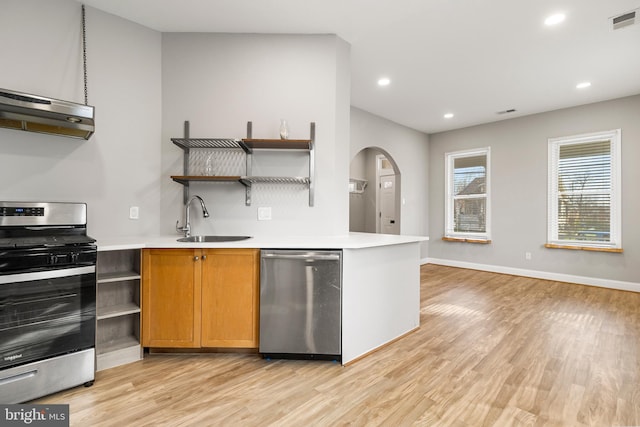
[{"x1": 96, "y1": 248, "x2": 142, "y2": 371}]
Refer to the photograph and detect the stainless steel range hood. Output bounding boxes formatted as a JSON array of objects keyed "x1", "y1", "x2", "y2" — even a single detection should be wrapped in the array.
[{"x1": 0, "y1": 88, "x2": 95, "y2": 140}]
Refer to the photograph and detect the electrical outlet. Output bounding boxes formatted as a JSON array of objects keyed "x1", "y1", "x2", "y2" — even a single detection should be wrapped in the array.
[
  {"x1": 525, "y1": 252, "x2": 532, "y2": 261},
  {"x1": 129, "y1": 206, "x2": 139, "y2": 220},
  {"x1": 258, "y1": 207, "x2": 272, "y2": 221}
]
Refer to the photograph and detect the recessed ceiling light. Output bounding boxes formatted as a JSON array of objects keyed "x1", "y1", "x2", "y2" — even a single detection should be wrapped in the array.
[
  {"x1": 576, "y1": 81, "x2": 591, "y2": 89},
  {"x1": 545, "y1": 13, "x2": 566, "y2": 26},
  {"x1": 377, "y1": 77, "x2": 391, "y2": 86},
  {"x1": 444, "y1": 113, "x2": 454, "y2": 119}
]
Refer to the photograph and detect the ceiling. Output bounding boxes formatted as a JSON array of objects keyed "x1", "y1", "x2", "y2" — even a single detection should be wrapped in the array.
[{"x1": 81, "y1": 0, "x2": 640, "y2": 134}]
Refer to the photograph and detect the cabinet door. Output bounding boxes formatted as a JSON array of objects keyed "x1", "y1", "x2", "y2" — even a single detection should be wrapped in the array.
[
  {"x1": 201, "y1": 248, "x2": 259, "y2": 348},
  {"x1": 142, "y1": 249, "x2": 202, "y2": 348}
]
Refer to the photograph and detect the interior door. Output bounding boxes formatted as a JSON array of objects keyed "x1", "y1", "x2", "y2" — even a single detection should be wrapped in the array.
[{"x1": 380, "y1": 174, "x2": 399, "y2": 234}]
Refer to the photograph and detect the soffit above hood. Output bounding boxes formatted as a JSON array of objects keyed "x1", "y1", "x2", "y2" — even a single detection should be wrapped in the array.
[{"x1": 0, "y1": 88, "x2": 95, "y2": 140}]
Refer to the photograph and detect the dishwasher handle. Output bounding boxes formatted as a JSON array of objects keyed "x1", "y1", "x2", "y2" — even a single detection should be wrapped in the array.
[{"x1": 262, "y1": 252, "x2": 341, "y2": 261}]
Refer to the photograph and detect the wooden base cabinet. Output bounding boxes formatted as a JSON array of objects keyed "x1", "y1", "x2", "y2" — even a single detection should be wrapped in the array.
[
  {"x1": 142, "y1": 249, "x2": 201, "y2": 348},
  {"x1": 142, "y1": 248, "x2": 259, "y2": 349},
  {"x1": 200, "y1": 249, "x2": 260, "y2": 347}
]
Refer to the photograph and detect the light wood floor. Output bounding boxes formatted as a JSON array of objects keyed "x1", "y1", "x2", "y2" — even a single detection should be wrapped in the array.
[{"x1": 36, "y1": 265, "x2": 640, "y2": 426}]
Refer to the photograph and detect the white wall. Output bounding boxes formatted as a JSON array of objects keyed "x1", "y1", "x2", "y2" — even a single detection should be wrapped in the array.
[
  {"x1": 160, "y1": 33, "x2": 350, "y2": 238},
  {"x1": 0, "y1": 1, "x2": 162, "y2": 241},
  {"x1": 1, "y1": 5, "x2": 352, "y2": 241},
  {"x1": 429, "y1": 95, "x2": 640, "y2": 287},
  {"x1": 350, "y1": 107, "x2": 430, "y2": 258}
]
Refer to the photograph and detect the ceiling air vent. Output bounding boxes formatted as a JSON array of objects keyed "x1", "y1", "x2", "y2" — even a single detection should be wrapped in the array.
[
  {"x1": 497, "y1": 109, "x2": 517, "y2": 115},
  {"x1": 612, "y1": 9, "x2": 636, "y2": 30}
]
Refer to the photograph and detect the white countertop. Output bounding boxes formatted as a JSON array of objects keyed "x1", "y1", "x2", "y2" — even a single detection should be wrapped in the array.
[{"x1": 96, "y1": 232, "x2": 428, "y2": 251}]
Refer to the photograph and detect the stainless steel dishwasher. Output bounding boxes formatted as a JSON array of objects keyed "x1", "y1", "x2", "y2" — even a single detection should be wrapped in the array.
[{"x1": 259, "y1": 249, "x2": 342, "y2": 361}]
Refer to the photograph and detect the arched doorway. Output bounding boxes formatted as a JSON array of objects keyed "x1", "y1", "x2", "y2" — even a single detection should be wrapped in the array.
[{"x1": 349, "y1": 147, "x2": 401, "y2": 234}]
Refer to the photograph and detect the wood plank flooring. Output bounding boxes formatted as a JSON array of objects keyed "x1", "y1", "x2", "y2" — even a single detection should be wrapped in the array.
[{"x1": 35, "y1": 265, "x2": 640, "y2": 426}]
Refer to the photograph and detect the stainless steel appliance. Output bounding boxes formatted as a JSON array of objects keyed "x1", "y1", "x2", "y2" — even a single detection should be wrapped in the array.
[
  {"x1": 0, "y1": 88, "x2": 95, "y2": 140},
  {"x1": 259, "y1": 250, "x2": 341, "y2": 361},
  {"x1": 0, "y1": 202, "x2": 96, "y2": 403}
]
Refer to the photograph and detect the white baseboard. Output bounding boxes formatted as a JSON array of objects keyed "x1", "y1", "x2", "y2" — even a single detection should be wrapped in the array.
[{"x1": 424, "y1": 257, "x2": 640, "y2": 293}]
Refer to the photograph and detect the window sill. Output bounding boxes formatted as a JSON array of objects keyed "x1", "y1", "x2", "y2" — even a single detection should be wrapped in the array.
[
  {"x1": 442, "y1": 237, "x2": 492, "y2": 244},
  {"x1": 544, "y1": 243, "x2": 623, "y2": 253}
]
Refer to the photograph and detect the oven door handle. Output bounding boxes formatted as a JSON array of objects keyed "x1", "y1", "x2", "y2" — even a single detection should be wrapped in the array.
[
  {"x1": 25, "y1": 226, "x2": 76, "y2": 230},
  {"x1": 0, "y1": 266, "x2": 95, "y2": 285}
]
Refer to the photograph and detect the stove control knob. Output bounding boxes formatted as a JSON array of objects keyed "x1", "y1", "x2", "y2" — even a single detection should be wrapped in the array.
[
  {"x1": 48, "y1": 254, "x2": 58, "y2": 265},
  {"x1": 70, "y1": 252, "x2": 79, "y2": 263}
]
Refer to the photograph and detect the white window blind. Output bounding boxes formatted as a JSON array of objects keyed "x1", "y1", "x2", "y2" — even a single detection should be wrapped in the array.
[
  {"x1": 548, "y1": 129, "x2": 621, "y2": 248},
  {"x1": 445, "y1": 148, "x2": 490, "y2": 239}
]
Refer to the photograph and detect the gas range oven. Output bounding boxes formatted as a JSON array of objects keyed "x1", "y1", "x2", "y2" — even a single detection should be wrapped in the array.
[{"x1": 0, "y1": 202, "x2": 96, "y2": 403}]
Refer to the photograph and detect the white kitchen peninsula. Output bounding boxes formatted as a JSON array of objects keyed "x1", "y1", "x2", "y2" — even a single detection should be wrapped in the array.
[
  {"x1": 97, "y1": 232, "x2": 428, "y2": 365},
  {"x1": 341, "y1": 239, "x2": 424, "y2": 364}
]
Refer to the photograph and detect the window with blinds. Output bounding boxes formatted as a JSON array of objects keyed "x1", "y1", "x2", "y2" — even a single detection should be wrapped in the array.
[
  {"x1": 548, "y1": 129, "x2": 621, "y2": 249},
  {"x1": 445, "y1": 148, "x2": 491, "y2": 240}
]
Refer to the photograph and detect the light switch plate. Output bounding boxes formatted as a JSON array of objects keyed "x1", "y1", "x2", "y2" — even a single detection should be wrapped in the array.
[
  {"x1": 129, "y1": 206, "x2": 139, "y2": 220},
  {"x1": 258, "y1": 206, "x2": 272, "y2": 221}
]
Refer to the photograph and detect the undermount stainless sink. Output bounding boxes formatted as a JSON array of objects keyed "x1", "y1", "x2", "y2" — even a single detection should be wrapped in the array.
[{"x1": 177, "y1": 235, "x2": 252, "y2": 243}]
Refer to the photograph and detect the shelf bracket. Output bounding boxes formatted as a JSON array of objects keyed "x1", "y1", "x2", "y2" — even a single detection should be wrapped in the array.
[
  {"x1": 245, "y1": 121, "x2": 253, "y2": 206},
  {"x1": 182, "y1": 121, "x2": 190, "y2": 205},
  {"x1": 309, "y1": 122, "x2": 315, "y2": 207}
]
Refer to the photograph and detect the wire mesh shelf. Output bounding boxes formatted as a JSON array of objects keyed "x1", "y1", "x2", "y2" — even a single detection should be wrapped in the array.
[
  {"x1": 171, "y1": 138, "x2": 248, "y2": 151},
  {"x1": 239, "y1": 176, "x2": 310, "y2": 186},
  {"x1": 170, "y1": 176, "x2": 241, "y2": 186}
]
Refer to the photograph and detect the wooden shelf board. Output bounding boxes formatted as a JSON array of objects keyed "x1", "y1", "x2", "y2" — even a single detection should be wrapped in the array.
[
  {"x1": 544, "y1": 243, "x2": 623, "y2": 253},
  {"x1": 441, "y1": 237, "x2": 492, "y2": 244},
  {"x1": 97, "y1": 271, "x2": 140, "y2": 283},
  {"x1": 242, "y1": 139, "x2": 311, "y2": 150},
  {"x1": 97, "y1": 303, "x2": 141, "y2": 320}
]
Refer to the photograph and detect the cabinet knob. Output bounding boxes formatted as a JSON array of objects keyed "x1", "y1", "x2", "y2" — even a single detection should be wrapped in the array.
[
  {"x1": 194, "y1": 256, "x2": 199, "y2": 261},
  {"x1": 202, "y1": 255, "x2": 207, "y2": 260}
]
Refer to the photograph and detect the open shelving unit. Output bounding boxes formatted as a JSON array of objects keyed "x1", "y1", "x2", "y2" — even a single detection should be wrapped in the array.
[
  {"x1": 170, "y1": 121, "x2": 315, "y2": 206},
  {"x1": 96, "y1": 248, "x2": 143, "y2": 371}
]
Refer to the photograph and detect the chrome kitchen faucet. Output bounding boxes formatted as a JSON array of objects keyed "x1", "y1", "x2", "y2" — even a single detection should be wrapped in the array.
[{"x1": 176, "y1": 195, "x2": 210, "y2": 237}]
